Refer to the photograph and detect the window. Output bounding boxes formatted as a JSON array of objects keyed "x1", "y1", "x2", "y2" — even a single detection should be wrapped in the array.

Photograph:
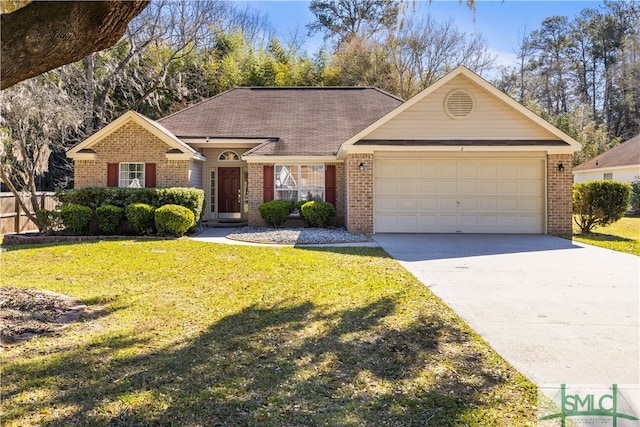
[
  {"x1": 119, "y1": 163, "x2": 144, "y2": 188},
  {"x1": 275, "y1": 165, "x2": 324, "y2": 202},
  {"x1": 219, "y1": 151, "x2": 240, "y2": 161},
  {"x1": 604, "y1": 173, "x2": 613, "y2": 180}
]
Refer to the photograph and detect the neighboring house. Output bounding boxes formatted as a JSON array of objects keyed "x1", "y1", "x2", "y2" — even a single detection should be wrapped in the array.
[
  {"x1": 573, "y1": 134, "x2": 640, "y2": 183},
  {"x1": 67, "y1": 66, "x2": 581, "y2": 236}
]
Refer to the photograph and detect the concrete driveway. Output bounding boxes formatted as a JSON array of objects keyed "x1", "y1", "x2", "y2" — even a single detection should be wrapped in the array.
[{"x1": 374, "y1": 234, "x2": 639, "y2": 388}]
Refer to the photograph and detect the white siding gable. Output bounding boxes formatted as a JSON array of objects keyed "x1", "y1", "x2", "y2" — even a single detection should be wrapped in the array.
[{"x1": 364, "y1": 75, "x2": 558, "y2": 141}]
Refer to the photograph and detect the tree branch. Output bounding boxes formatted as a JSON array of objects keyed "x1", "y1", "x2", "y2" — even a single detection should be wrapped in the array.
[{"x1": 1, "y1": 0, "x2": 149, "y2": 89}]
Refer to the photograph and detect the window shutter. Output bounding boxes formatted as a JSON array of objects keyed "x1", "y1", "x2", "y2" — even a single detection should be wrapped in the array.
[
  {"x1": 325, "y1": 165, "x2": 336, "y2": 206},
  {"x1": 145, "y1": 163, "x2": 156, "y2": 188},
  {"x1": 263, "y1": 165, "x2": 274, "y2": 202},
  {"x1": 107, "y1": 163, "x2": 118, "y2": 187}
]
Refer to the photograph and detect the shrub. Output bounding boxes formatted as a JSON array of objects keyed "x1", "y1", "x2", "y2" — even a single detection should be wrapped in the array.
[
  {"x1": 96, "y1": 205, "x2": 124, "y2": 235},
  {"x1": 126, "y1": 203, "x2": 156, "y2": 235},
  {"x1": 258, "y1": 200, "x2": 293, "y2": 228},
  {"x1": 55, "y1": 187, "x2": 204, "y2": 226},
  {"x1": 35, "y1": 209, "x2": 63, "y2": 235},
  {"x1": 300, "y1": 201, "x2": 336, "y2": 228},
  {"x1": 60, "y1": 204, "x2": 93, "y2": 235},
  {"x1": 573, "y1": 180, "x2": 631, "y2": 234},
  {"x1": 630, "y1": 177, "x2": 640, "y2": 214},
  {"x1": 155, "y1": 204, "x2": 195, "y2": 237}
]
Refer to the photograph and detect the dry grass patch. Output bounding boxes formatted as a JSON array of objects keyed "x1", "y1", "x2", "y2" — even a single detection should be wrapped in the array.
[{"x1": 1, "y1": 239, "x2": 536, "y2": 426}]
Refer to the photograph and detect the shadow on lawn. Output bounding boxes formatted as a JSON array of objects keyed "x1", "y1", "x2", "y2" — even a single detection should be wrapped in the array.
[
  {"x1": 575, "y1": 231, "x2": 636, "y2": 243},
  {"x1": 3, "y1": 298, "x2": 528, "y2": 426}
]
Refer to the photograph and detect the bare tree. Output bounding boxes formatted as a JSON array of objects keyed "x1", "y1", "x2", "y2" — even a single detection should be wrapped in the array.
[
  {"x1": 386, "y1": 15, "x2": 494, "y2": 98},
  {"x1": 0, "y1": 77, "x2": 82, "y2": 228}
]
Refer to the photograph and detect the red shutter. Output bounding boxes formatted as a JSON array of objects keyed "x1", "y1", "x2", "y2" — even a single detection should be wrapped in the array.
[
  {"x1": 145, "y1": 163, "x2": 156, "y2": 188},
  {"x1": 325, "y1": 165, "x2": 336, "y2": 206},
  {"x1": 107, "y1": 163, "x2": 118, "y2": 187},
  {"x1": 263, "y1": 165, "x2": 274, "y2": 203}
]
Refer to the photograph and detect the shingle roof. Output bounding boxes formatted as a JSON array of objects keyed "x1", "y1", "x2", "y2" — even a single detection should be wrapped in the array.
[
  {"x1": 157, "y1": 87, "x2": 404, "y2": 156},
  {"x1": 574, "y1": 134, "x2": 640, "y2": 171}
]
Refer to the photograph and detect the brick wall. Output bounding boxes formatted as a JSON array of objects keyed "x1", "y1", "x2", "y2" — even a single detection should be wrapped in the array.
[
  {"x1": 328, "y1": 162, "x2": 345, "y2": 226},
  {"x1": 73, "y1": 122, "x2": 192, "y2": 188},
  {"x1": 247, "y1": 162, "x2": 268, "y2": 227},
  {"x1": 547, "y1": 153, "x2": 573, "y2": 236},
  {"x1": 345, "y1": 153, "x2": 374, "y2": 234}
]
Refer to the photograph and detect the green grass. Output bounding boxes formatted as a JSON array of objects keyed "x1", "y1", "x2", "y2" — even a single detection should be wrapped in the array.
[
  {"x1": 1, "y1": 239, "x2": 537, "y2": 426},
  {"x1": 573, "y1": 216, "x2": 640, "y2": 256}
]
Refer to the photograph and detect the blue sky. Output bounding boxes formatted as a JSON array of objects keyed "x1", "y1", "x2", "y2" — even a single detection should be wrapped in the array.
[{"x1": 244, "y1": 0, "x2": 606, "y2": 69}]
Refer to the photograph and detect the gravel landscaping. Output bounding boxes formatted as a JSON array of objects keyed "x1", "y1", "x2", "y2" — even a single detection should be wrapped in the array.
[{"x1": 225, "y1": 227, "x2": 372, "y2": 245}]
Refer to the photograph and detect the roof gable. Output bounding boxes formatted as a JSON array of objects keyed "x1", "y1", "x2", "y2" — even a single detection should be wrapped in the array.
[
  {"x1": 574, "y1": 134, "x2": 640, "y2": 171},
  {"x1": 339, "y1": 66, "x2": 581, "y2": 153},
  {"x1": 68, "y1": 111, "x2": 203, "y2": 160}
]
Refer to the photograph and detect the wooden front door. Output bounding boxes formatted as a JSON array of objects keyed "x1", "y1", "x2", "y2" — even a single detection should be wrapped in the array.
[{"x1": 218, "y1": 167, "x2": 241, "y2": 217}]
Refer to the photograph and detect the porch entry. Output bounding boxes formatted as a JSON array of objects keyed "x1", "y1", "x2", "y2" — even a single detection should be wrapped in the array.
[{"x1": 218, "y1": 167, "x2": 241, "y2": 219}]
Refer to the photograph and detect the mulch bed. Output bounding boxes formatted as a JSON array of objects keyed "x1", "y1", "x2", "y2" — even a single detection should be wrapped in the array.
[{"x1": 0, "y1": 287, "x2": 86, "y2": 346}]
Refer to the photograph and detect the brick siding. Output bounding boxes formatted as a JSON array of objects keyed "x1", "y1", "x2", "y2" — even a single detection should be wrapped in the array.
[
  {"x1": 547, "y1": 153, "x2": 574, "y2": 236},
  {"x1": 73, "y1": 122, "x2": 191, "y2": 188},
  {"x1": 345, "y1": 153, "x2": 374, "y2": 234}
]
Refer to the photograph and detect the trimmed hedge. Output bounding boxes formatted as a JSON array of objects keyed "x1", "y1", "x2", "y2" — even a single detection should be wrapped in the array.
[
  {"x1": 155, "y1": 204, "x2": 195, "y2": 237},
  {"x1": 573, "y1": 180, "x2": 631, "y2": 234},
  {"x1": 126, "y1": 203, "x2": 156, "y2": 235},
  {"x1": 259, "y1": 200, "x2": 293, "y2": 228},
  {"x1": 96, "y1": 205, "x2": 124, "y2": 235},
  {"x1": 300, "y1": 201, "x2": 336, "y2": 228},
  {"x1": 60, "y1": 204, "x2": 93, "y2": 235},
  {"x1": 55, "y1": 187, "x2": 204, "y2": 226}
]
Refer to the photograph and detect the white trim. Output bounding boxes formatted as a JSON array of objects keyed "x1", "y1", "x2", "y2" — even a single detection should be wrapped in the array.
[
  {"x1": 71, "y1": 152, "x2": 97, "y2": 160},
  {"x1": 573, "y1": 164, "x2": 640, "y2": 174},
  {"x1": 244, "y1": 156, "x2": 340, "y2": 164},
  {"x1": 346, "y1": 145, "x2": 573, "y2": 154},
  {"x1": 337, "y1": 66, "x2": 581, "y2": 158}
]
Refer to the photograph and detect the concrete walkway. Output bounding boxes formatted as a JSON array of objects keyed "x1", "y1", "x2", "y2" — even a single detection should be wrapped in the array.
[{"x1": 374, "y1": 233, "x2": 639, "y2": 390}]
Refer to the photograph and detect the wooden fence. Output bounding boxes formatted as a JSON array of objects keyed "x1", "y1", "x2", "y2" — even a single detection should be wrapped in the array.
[{"x1": 0, "y1": 192, "x2": 56, "y2": 235}]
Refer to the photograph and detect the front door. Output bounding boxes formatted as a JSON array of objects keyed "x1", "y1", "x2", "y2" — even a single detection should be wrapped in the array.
[{"x1": 218, "y1": 167, "x2": 241, "y2": 219}]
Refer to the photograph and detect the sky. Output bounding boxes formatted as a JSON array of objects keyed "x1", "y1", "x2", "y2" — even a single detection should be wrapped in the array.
[{"x1": 244, "y1": 0, "x2": 607, "y2": 70}]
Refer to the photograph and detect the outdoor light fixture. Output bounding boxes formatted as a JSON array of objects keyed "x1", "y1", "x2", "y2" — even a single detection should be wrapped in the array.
[
  {"x1": 557, "y1": 163, "x2": 565, "y2": 172},
  {"x1": 359, "y1": 162, "x2": 365, "y2": 171}
]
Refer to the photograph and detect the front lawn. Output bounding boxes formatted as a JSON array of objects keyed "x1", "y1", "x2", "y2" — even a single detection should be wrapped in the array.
[
  {"x1": 1, "y1": 240, "x2": 536, "y2": 426},
  {"x1": 573, "y1": 216, "x2": 640, "y2": 256}
]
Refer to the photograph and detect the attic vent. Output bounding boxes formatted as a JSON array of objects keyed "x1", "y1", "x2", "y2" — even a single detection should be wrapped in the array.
[{"x1": 445, "y1": 89, "x2": 474, "y2": 119}]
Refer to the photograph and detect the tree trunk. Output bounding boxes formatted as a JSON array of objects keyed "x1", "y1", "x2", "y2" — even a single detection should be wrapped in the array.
[{"x1": 1, "y1": 1, "x2": 149, "y2": 89}]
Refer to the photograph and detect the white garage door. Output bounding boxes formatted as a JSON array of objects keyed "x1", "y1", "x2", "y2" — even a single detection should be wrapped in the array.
[{"x1": 375, "y1": 158, "x2": 545, "y2": 233}]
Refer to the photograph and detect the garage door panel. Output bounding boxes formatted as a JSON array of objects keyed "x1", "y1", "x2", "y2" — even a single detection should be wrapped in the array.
[
  {"x1": 420, "y1": 198, "x2": 438, "y2": 210},
  {"x1": 375, "y1": 158, "x2": 544, "y2": 233},
  {"x1": 519, "y1": 181, "x2": 543, "y2": 196},
  {"x1": 438, "y1": 198, "x2": 458, "y2": 210},
  {"x1": 458, "y1": 198, "x2": 478, "y2": 211},
  {"x1": 458, "y1": 163, "x2": 478, "y2": 178},
  {"x1": 419, "y1": 180, "x2": 438, "y2": 194},
  {"x1": 478, "y1": 198, "x2": 497, "y2": 211},
  {"x1": 376, "y1": 196, "x2": 399, "y2": 211},
  {"x1": 439, "y1": 162, "x2": 457, "y2": 177},
  {"x1": 377, "y1": 180, "x2": 398, "y2": 195},
  {"x1": 458, "y1": 181, "x2": 477, "y2": 194},
  {"x1": 398, "y1": 198, "x2": 417, "y2": 211},
  {"x1": 438, "y1": 181, "x2": 457, "y2": 194}
]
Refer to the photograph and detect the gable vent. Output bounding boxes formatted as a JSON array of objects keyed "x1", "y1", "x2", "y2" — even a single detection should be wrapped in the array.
[{"x1": 445, "y1": 89, "x2": 474, "y2": 119}]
